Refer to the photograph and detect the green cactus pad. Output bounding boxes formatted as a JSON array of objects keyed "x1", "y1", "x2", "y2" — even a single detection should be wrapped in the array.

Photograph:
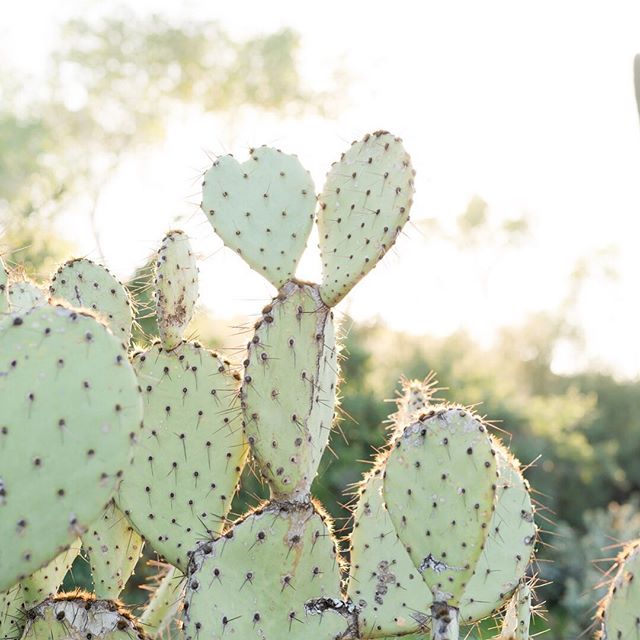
[
  {"x1": 0, "y1": 260, "x2": 10, "y2": 314},
  {"x1": 183, "y1": 501, "x2": 347, "y2": 640},
  {"x1": 117, "y1": 341, "x2": 248, "y2": 570},
  {"x1": 0, "y1": 305, "x2": 143, "y2": 591},
  {"x1": 49, "y1": 259, "x2": 134, "y2": 345},
  {"x1": 21, "y1": 595, "x2": 149, "y2": 640},
  {"x1": 81, "y1": 502, "x2": 144, "y2": 599},
  {"x1": 317, "y1": 131, "x2": 415, "y2": 306},
  {"x1": 0, "y1": 543, "x2": 81, "y2": 640},
  {"x1": 383, "y1": 408, "x2": 497, "y2": 607},
  {"x1": 140, "y1": 566, "x2": 184, "y2": 638},
  {"x1": 242, "y1": 281, "x2": 337, "y2": 498},
  {"x1": 498, "y1": 581, "x2": 531, "y2": 640},
  {"x1": 0, "y1": 585, "x2": 22, "y2": 640},
  {"x1": 458, "y1": 443, "x2": 536, "y2": 623},
  {"x1": 201, "y1": 146, "x2": 315, "y2": 289},
  {"x1": 599, "y1": 540, "x2": 640, "y2": 640},
  {"x1": 392, "y1": 375, "x2": 439, "y2": 434},
  {"x1": 7, "y1": 279, "x2": 47, "y2": 314},
  {"x1": 347, "y1": 464, "x2": 432, "y2": 638},
  {"x1": 155, "y1": 230, "x2": 198, "y2": 350}
]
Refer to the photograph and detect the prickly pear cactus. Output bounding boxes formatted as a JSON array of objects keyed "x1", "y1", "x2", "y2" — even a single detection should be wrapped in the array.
[
  {"x1": 0, "y1": 305, "x2": 142, "y2": 591},
  {"x1": 317, "y1": 131, "x2": 414, "y2": 306},
  {"x1": 201, "y1": 147, "x2": 315, "y2": 289},
  {"x1": 81, "y1": 502, "x2": 144, "y2": 599},
  {"x1": 155, "y1": 230, "x2": 198, "y2": 350},
  {"x1": 597, "y1": 539, "x2": 640, "y2": 640},
  {"x1": 2, "y1": 131, "x2": 544, "y2": 640},
  {"x1": 183, "y1": 501, "x2": 348, "y2": 640},
  {"x1": 242, "y1": 281, "x2": 337, "y2": 498},
  {"x1": 348, "y1": 396, "x2": 536, "y2": 638},
  {"x1": 497, "y1": 581, "x2": 532, "y2": 640},
  {"x1": 49, "y1": 259, "x2": 134, "y2": 344},
  {"x1": 21, "y1": 595, "x2": 148, "y2": 640},
  {"x1": 7, "y1": 279, "x2": 46, "y2": 313}
]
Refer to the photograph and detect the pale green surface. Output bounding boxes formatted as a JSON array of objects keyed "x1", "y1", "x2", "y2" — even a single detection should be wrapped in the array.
[
  {"x1": 7, "y1": 279, "x2": 47, "y2": 314},
  {"x1": 498, "y1": 581, "x2": 531, "y2": 640},
  {"x1": 383, "y1": 409, "x2": 497, "y2": 607},
  {"x1": 348, "y1": 464, "x2": 432, "y2": 638},
  {"x1": 242, "y1": 281, "x2": 337, "y2": 497},
  {"x1": 459, "y1": 443, "x2": 537, "y2": 623},
  {"x1": 81, "y1": 502, "x2": 144, "y2": 599},
  {"x1": 140, "y1": 566, "x2": 184, "y2": 638},
  {"x1": 49, "y1": 258, "x2": 134, "y2": 345},
  {"x1": 0, "y1": 585, "x2": 23, "y2": 640},
  {"x1": 22, "y1": 598, "x2": 144, "y2": 640},
  {"x1": 392, "y1": 376, "x2": 438, "y2": 435},
  {"x1": 155, "y1": 230, "x2": 198, "y2": 350},
  {"x1": 183, "y1": 502, "x2": 346, "y2": 640},
  {"x1": 0, "y1": 542, "x2": 81, "y2": 640},
  {"x1": 20, "y1": 541, "x2": 81, "y2": 608},
  {"x1": 0, "y1": 305, "x2": 142, "y2": 591},
  {"x1": 201, "y1": 146, "x2": 315, "y2": 289},
  {"x1": 117, "y1": 341, "x2": 247, "y2": 570},
  {"x1": 318, "y1": 131, "x2": 414, "y2": 306},
  {"x1": 601, "y1": 541, "x2": 640, "y2": 640}
]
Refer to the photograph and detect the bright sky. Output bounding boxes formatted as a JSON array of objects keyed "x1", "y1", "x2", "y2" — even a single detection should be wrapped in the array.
[{"x1": 3, "y1": 0, "x2": 640, "y2": 375}]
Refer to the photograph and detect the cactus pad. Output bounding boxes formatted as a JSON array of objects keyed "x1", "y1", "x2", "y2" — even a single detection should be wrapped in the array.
[
  {"x1": 383, "y1": 408, "x2": 497, "y2": 606},
  {"x1": 242, "y1": 281, "x2": 337, "y2": 497},
  {"x1": 201, "y1": 147, "x2": 315, "y2": 289},
  {"x1": 347, "y1": 464, "x2": 432, "y2": 637},
  {"x1": 7, "y1": 279, "x2": 46, "y2": 313},
  {"x1": 21, "y1": 595, "x2": 148, "y2": 640},
  {"x1": 0, "y1": 543, "x2": 81, "y2": 640},
  {"x1": 459, "y1": 442, "x2": 536, "y2": 623},
  {"x1": 498, "y1": 581, "x2": 531, "y2": 640},
  {"x1": 183, "y1": 501, "x2": 347, "y2": 640},
  {"x1": 317, "y1": 131, "x2": 414, "y2": 306},
  {"x1": 81, "y1": 502, "x2": 144, "y2": 599},
  {"x1": 49, "y1": 259, "x2": 134, "y2": 345},
  {"x1": 117, "y1": 341, "x2": 247, "y2": 570},
  {"x1": 598, "y1": 540, "x2": 640, "y2": 640},
  {"x1": 0, "y1": 305, "x2": 142, "y2": 591},
  {"x1": 155, "y1": 230, "x2": 198, "y2": 350},
  {"x1": 392, "y1": 375, "x2": 438, "y2": 434},
  {"x1": 140, "y1": 566, "x2": 184, "y2": 638}
]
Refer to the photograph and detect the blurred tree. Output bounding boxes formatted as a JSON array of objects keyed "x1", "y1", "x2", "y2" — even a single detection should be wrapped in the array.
[{"x1": 0, "y1": 10, "x2": 325, "y2": 275}]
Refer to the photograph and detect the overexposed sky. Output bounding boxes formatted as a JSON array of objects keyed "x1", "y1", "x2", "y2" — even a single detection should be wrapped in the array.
[{"x1": 2, "y1": 1, "x2": 640, "y2": 375}]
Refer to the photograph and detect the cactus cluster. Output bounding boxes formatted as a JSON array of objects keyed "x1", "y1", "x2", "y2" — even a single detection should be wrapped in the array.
[{"x1": 1, "y1": 131, "x2": 547, "y2": 640}]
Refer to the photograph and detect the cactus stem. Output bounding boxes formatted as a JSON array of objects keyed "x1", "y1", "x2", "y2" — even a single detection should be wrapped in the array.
[{"x1": 431, "y1": 603, "x2": 459, "y2": 640}]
